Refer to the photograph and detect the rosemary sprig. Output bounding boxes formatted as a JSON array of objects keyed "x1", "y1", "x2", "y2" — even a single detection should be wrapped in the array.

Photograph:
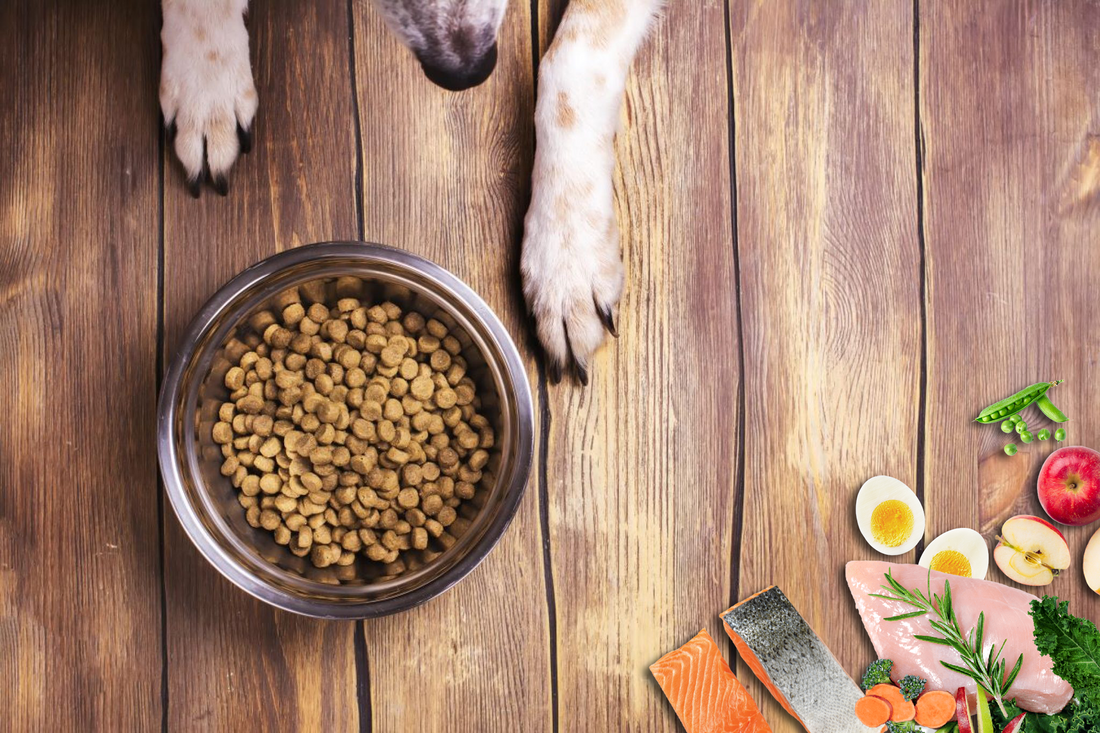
[{"x1": 870, "y1": 570, "x2": 1023, "y2": 718}]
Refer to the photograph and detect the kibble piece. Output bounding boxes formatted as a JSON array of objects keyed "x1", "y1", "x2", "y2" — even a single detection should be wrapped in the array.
[
  {"x1": 397, "y1": 488, "x2": 420, "y2": 509},
  {"x1": 429, "y1": 349, "x2": 452, "y2": 372},
  {"x1": 422, "y1": 494, "x2": 444, "y2": 516},
  {"x1": 425, "y1": 319, "x2": 447, "y2": 338},
  {"x1": 212, "y1": 421, "x2": 233, "y2": 444},
  {"x1": 259, "y1": 473, "x2": 282, "y2": 495},
  {"x1": 434, "y1": 388, "x2": 458, "y2": 410},
  {"x1": 409, "y1": 375, "x2": 434, "y2": 401}
]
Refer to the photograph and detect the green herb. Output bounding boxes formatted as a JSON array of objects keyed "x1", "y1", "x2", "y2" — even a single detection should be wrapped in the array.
[
  {"x1": 885, "y1": 722, "x2": 922, "y2": 733},
  {"x1": 1030, "y1": 596, "x2": 1100, "y2": 708},
  {"x1": 975, "y1": 381, "x2": 1063, "y2": 424},
  {"x1": 872, "y1": 570, "x2": 1023, "y2": 717},
  {"x1": 861, "y1": 658, "x2": 894, "y2": 691},
  {"x1": 898, "y1": 674, "x2": 926, "y2": 702}
]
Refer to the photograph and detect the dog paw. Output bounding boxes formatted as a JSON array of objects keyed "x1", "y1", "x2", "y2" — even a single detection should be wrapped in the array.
[
  {"x1": 159, "y1": 0, "x2": 257, "y2": 197},
  {"x1": 521, "y1": 184, "x2": 623, "y2": 385}
]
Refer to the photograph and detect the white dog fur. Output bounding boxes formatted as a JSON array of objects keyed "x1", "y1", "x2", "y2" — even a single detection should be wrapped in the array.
[{"x1": 160, "y1": 0, "x2": 661, "y2": 382}]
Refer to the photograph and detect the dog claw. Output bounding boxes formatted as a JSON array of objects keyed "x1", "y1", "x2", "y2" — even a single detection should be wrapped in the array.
[
  {"x1": 595, "y1": 299, "x2": 618, "y2": 338},
  {"x1": 186, "y1": 170, "x2": 204, "y2": 199},
  {"x1": 572, "y1": 358, "x2": 589, "y2": 386},
  {"x1": 211, "y1": 174, "x2": 229, "y2": 196},
  {"x1": 237, "y1": 124, "x2": 253, "y2": 154},
  {"x1": 547, "y1": 359, "x2": 563, "y2": 385}
]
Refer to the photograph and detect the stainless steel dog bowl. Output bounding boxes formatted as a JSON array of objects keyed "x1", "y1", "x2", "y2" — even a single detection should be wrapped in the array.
[{"x1": 157, "y1": 242, "x2": 534, "y2": 618}]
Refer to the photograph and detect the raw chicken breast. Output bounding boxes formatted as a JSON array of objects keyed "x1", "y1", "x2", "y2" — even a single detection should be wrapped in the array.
[{"x1": 846, "y1": 561, "x2": 1073, "y2": 715}]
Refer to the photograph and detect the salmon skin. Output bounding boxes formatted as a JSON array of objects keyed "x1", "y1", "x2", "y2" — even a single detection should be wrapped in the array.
[
  {"x1": 651, "y1": 629, "x2": 771, "y2": 733},
  {"x1": 846, "y1": 561, "x2": 1073, "y2": 715},
  {"x1": 721, "y1": 587, "x2": 871, "y2": 732}
]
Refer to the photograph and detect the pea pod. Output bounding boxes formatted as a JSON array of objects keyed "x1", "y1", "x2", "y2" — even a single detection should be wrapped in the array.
[
  {"x1": 974, "y1": 380, "x2": 1063, "y2": 423},
  {"x1": 1036, "y1": 394, "x2": 1068, "y2": 423}
]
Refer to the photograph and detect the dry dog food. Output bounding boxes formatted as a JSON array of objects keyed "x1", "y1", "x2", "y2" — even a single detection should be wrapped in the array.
[{"x1": 211, "y1": 280, "x2": 495, "y2": 581}]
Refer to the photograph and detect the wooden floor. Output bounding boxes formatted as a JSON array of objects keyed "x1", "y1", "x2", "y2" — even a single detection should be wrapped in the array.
[{"x1": 3, "y1": 0, "x2": 1100, "y2": 730}]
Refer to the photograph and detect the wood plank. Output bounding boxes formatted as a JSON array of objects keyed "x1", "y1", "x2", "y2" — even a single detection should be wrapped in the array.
[
  {"x1": 160, "y1": 3, "x2": 361, "y2": 730},
  {"x1": 921, "y1": 1, "x2": 1100, "y2": 614},
  {"x1": 0, "y1": 1, "x2": 163, "y2": 728},
  {"x1": 351, "y1": 1, "x2": 554, "y2": 730},
  {"x1": 730, "y1": 2, "x2": 921, "y2": 729},
  {"x1": 536, "y1": 1, "x2": 740, "y2": 729}
]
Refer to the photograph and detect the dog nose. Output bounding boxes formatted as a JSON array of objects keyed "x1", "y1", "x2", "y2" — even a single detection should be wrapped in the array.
[{"x1": 418, "y1": 43, "x2": 498, "y2": 92}]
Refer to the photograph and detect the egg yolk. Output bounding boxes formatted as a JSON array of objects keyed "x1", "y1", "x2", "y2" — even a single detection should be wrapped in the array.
[
  {"x1": 870, "y1": 500, "x2": 914, "y2": 547},
  {"x1": 929, "y1": 549, "x2": 972, "y2": 577}
]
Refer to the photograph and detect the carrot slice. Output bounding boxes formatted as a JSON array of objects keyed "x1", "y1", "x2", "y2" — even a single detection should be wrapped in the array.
[
  {"x1": 855, "y1": 695, "x2": 892, "y2": 727},
  {"x1": 866, "y1": 685, "x2": 915, "y2": 722},
  {"x1": 915, "y1": 690, "x2": 957, "y2": 728}
]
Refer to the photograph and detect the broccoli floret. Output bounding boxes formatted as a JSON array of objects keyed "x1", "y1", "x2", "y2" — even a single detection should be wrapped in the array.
[
  {"x1": 898, "y1": 674, "x2": 926, "y2": 702},
  {"x1": 861, "y1": 658, "x2": 894, "y2": 691},
  {"x1": 884, "y1": 722, "x2": 921, "y2": 733}
]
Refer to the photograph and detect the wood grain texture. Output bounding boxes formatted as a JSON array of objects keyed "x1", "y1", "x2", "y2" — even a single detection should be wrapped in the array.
[
  {"x1": 921, "y1": 0, "x2": 1100, "y2": 613},
  {"x1": 729, "y1": 2, "x2": 921, "y2": 729},
  {"x1": 161, "y1": 3, "x2": 361, "y2": 731},
  {"x1": 350, "y1": 1, "x2": 554, "y2": 730},
  {"x1": 0, "y1": 1, "x2": 163, "y2": 729},
  {"x1": 537, "y1": 1, "x2": 740, "y2": 729}
]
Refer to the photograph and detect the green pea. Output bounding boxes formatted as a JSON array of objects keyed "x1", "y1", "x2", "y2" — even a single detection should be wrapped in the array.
[
  {"x1": 1001, "y1": 420, "x2": 1014, "y2": 433},
  {"x1": 1038, "y1": 429, "x2": 1051, "y2": 441},
  {"x1": 1015, "y1": 421, "x2": 1027, "y2": 434},
  {"x1": 1055, "y1": 428, "x2": 1067, "y2": 442},
  {"x1": 1009, "y1": 414, "x2": 1022, "y2": 424},
  {"x1": 1004, "y1": 443, "x2": 1018, "y2": 456},
  {"x1": 1021, "y1": 431, "x2": 1034, "y2": 443}
]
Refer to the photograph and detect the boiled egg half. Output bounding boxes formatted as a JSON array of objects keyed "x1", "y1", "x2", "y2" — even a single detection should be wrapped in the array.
[
  {"x1": 919, "y1": 528, "x2": 989, "y2": 580},
  {"x1": 855, "y1": 475, "x2": 925, "y2": 555}
]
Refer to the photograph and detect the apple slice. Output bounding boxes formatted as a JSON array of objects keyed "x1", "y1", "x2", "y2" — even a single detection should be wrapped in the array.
[
  {"x1": 993, "y1": 515, "x2": 1071, "y2": 586},
  {"x1": 956, "y1": 687, "x2": 972, "y2": 733},
  {"x1": 1084, "y1": 526, "x2": 1100, "y2": 594},
  {"x1": 1003, "y1": 713, "x2": 1027, "y2": 733}
]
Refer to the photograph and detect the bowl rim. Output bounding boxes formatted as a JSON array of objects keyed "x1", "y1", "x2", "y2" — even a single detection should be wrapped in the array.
[{"x1": 157, "y1": 241, "x2": 535, "y2": 619}]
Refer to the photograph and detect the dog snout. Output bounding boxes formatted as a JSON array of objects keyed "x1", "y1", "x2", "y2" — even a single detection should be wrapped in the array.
[{"x1": 417, "y1": 42, "x2": 498, "y2": 92}]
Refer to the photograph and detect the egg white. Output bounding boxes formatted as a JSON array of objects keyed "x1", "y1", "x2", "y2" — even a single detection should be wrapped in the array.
[
  {"x1": 855, "y1": 475, "x2": 926, "y2": 556},
  {"x1": 919, "y1": 527, "x2": 989, "y2": 580}
]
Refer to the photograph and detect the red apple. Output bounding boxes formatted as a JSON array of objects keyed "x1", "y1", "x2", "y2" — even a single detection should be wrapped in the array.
[
  {"x1": 993, "y1": 515, "x2": 1071, "y2": 586},
  {"x1": 1038, "y1": 446, "x2": 1100, "y2": 526},
  {"x1": 956, "y1": 687, "x2": 973, "y2": 733},
  {"x1": 1003, "y1": 713, "x2": 1027, "y2": 733},
  {"x1": 1084, "y1": 526, "x2": 1100, "y2": 594}
]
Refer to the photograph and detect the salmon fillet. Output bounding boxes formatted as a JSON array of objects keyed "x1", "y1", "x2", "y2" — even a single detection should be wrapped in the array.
[
  {"x1": 846, "y1": 561, "x2": 1073, "y2": 715},
  {"x1": 651, "y1": 629, "x2": 771, "y2": 733},
  {"x1": 721, "y1": 587, "x2": 872, "y2": 732}
]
